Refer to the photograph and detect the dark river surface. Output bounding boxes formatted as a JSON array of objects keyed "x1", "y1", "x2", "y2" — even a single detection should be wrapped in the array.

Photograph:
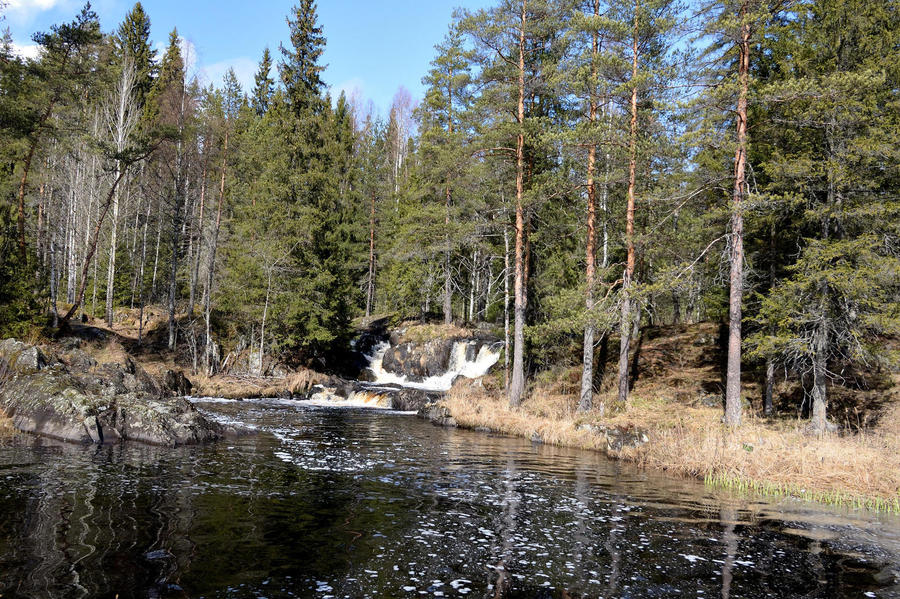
[{"x1": 0, "y1": 398, "x2": 898, "y2": 599}]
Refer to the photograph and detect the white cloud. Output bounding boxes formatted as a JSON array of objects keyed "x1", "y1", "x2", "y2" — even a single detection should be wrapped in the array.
[
  {"x1": 153, "y1": 36, "x2": 199, "y2": 79},
  {"x1": 7, "y1": 0, "x2": 62, "y2": 11},
  {"x1": 332, "y1": 77, "x2": 365, "y2": 102},
  {"x1": 202, "y1": 57, "x2": 257, "y2": 93},
  {"x1": 3, "y1": 0, "x2": 70, "y2": 24},
  {"x1": 10, "y1": 40, "x2": 41, "y2": 59}
]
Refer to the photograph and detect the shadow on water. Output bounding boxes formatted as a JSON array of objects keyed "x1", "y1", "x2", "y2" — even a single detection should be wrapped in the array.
[{"x1": 0, "y1": 399, "x2": 898, "y2": 598}]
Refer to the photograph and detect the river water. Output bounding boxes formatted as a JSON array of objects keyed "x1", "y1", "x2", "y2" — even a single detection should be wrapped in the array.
[{"x1": 0, "y1": 398, "x2": 897, "y2": 598}]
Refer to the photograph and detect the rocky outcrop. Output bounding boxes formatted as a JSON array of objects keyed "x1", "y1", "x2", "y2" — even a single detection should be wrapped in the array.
[
  {"x1": 380, "y1": 337, "x2": 499, "y2": 383},
  {"x1": 163, "y1": 369, "x2": 193, "y2": 396},
  {"x1": 0, "y1": 339, "x2": 225, "y2": 447},
  {"x1": 381, "y1": 340, "x2": 453, "y2": 381},
  {"x1": 418, "y1": 403, "x2": 457, "y2": 428},
  {"x1": 576, "y1": 423, "x2": 650, "y2": 452}
]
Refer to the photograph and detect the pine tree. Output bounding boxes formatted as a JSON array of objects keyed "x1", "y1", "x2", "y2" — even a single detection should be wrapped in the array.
[
  {"x1": 16, "y1": 3, "x2": 101, "y2": 263},
  {"x1": 460, "y1": 0, "x2": 569, "y2": 407}
]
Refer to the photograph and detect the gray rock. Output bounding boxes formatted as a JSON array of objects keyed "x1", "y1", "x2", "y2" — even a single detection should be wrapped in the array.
[
  {"x1": 380, "y1": 338, "x2": 497, "y2": 382},
  {"x1": 0, "y1": 340, "x2": 222, "y2": 447},
  {"x1": 0, "y1": 339, "x2": 46, "y2": 373},
  {"x1": 163, "y1": 370, "x2": 193, "y2": 397},
  {"x1": 576, "y1": 422, "x2": 649, "y2": 452},
  {"x1": 418, "y1": 404, "x2": 457, "y2": 428},
  {"x1": 60, "y1": 348, "x2": 97, "y2": 371}
]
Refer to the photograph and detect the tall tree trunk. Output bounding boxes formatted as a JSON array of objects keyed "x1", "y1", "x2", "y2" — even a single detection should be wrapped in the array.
[
  {"x1": 138, "y1": 198, "x2": 151, "y2": 345},
  {"x1": 63, "y1": 169, "x2": 129, "y2": 321},
  {"x1": 764, "y1": 220, "x2": 776, "y2": 416},
  {"x1": 509, "y1": 0, "x2": 528, "y2": 408},
  {"x1": 579, "y1": 0, "x2": 601, "y2": 413},
  {"x1": 190, "y1": 166, "x2": 207, "y2": 316},
  {"x1": 443, "y1": 186, "x2": 453, "y2": 325},
  {"x1": 764, "y1": 359, "x2": 775, "y2": 416},
  {"x1": 617, "y1": 1, "x2": 640, "y2": 404},
  {"x1": 50, "y1": 237, "x2": 58, "y2": 328},
  {"x1": 601, "y1": 107, "x2": 612, "y2": 270},
  {"x1": 36, "y1": 177, "x2": 46, "y2": 269},
  {"x1": 167, "y1": 188, "x2": 181, "y2": 350},
  {"x1": 724, "y1": 3, "x2": 751, "y2": 427},
  {"x1": 16, "y1": 102, "x2": 55, "y2": 262},
  {"x1": 105, "y1": 161, "x2": 122, "y2": 327},
  {"x1": 205, "y1": 130, "x2": 228, "y2": 374},
  {"x1": 809, "y1": 321, "x2": 828, "y2": 434},
  {"x1": 366, "y1": 191, "x2": 376, "y2": 318},
  {"x1": 504, "y1": 221, "x2": 511, "y2": 394},
  {"x1": 151, "y1": 197, "x2": 162, "y2": 299},
  {"x1": 259, "y1": 268, "x2": 272, "y2": 377},
  {"x1": 468, "y1": 249, "x2": 478, "y2": 322}
]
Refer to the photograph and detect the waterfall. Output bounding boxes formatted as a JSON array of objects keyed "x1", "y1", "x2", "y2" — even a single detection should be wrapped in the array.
[
  {"x1": 367, "y1": 340, "x2": 501, "y2": 392},
  {"x1": 307, "y1": 387, "x2": 393, "y2": 409}
]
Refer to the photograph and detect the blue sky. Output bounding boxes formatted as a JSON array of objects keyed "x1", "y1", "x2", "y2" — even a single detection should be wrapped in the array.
[{"x1": 2, "y1": 0, "x2": 491, "y2": 115}]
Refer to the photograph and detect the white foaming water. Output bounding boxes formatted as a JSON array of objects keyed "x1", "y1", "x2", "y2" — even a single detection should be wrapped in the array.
[
  {"x1": 367, "y1": 340, "x2": 501, "y2": 392},
  {"x1": 306, "y1": 388, "x2": 393, "y2": 409}
]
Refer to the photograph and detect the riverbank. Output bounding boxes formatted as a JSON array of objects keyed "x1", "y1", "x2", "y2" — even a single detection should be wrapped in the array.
[{"x1": 439, "y1": 384, "x2": 900, "y2": 512}]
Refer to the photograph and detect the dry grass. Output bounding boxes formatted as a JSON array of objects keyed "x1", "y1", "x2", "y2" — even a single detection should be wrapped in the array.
[
  {"x1": 397, "y1": 322, "x2": 483, "y2": 344},
  {"x1": 82, "y1": 338, "x2": 130, "y2": 367},
  {"x1": 611, "y1": 395, "x2": 900, "y2": 511},
  {"x1": 441, "y1": 381, "x2": 900, "y2": 512},
  {"x1": 193, "y1": 368, "x2": 331, "y2": 399},
  {"x1": 0, "y1": 413, "x2": 18, "y2": 443},
  {"x1": 445, "y1": 382, "x2": 609, "y2": 451}
]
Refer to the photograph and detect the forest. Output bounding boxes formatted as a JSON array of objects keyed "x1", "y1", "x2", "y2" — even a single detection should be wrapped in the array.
[{"x1": 1, "y1": 0, "x2": 897, "y2": 438}]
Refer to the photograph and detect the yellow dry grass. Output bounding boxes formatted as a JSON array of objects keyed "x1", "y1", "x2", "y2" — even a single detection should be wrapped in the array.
[
  {"x1": 441, "y1": 381, "x2": 900, "y2": 511},
  {"x1": 397, "y1": 322, "x2": 482, "y2": 344},
  {"x1": 83, "y1": 339, "x2": 130, "y2": 367},
  {"x1": 0, "y1": 413, "x2": 18, "y2": 443},
  {"x1": 193, "y1": 368, "x2": 330, "y2": 400},
  {"x1": 444, "y1": 383, "x2": 609, "y2": 451}
]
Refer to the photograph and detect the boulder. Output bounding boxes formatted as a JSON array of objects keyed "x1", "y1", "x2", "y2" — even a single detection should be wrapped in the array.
[
  {"x1": 419, "y1": 403, "x2": 457, "y2": 428},
  {"x1": 163, "y1": 370, "x2": 193, "y2": 397},
  {"x1": 381, "y1": 339, "x2": 454, "y2": 381},
  {"x1": 0, "y1": 338, "x2": 47, "y2": 373},
  {"x1": 389, "y1": 387, "x2": 443, "y2": 412},
  {"x1": 0, "y1": 340, "x2": 223, "y2": 447},
  {"x1": 576, "y1": 422, "x2": 649, "y2": 452},
  {"x1": 60, "y1": 348, "x2": 97, "y2": 372}
]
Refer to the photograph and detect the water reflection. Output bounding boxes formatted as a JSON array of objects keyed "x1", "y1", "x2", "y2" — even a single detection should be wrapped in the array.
[{"x1": 0, "y1": 399, "x2": 897, "y2": 598}]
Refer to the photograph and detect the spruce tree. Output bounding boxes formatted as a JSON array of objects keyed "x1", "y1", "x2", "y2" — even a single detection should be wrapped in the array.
[
  {"x1": 419, "y1": 23, "x2": 475, "y2": 325},
  {"x1": 748, "y1": 0, "x2": 900, "y2": 433},
  {"x1": 251, "y1": 47, "x2": 274, "y2": 116},
  {"x1": 279, "y1": 0, "x2": 326, "y2": 117},
  {"x1": 115, "y1": 2, "x2": 155, "y2": 108}
]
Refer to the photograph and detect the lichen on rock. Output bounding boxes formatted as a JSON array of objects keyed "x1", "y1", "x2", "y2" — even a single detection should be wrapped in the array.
[{"x1": 0, "y1": 338, "x2": 225, "y2": 447}]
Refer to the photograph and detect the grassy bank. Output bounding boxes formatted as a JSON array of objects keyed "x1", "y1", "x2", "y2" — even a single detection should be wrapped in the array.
[
  {"x1": 192, "y1": 369, "x2": 330, "y2": 400},
  {"x1": 441, "y1": 384, "x2": 900, "y2": 512}
]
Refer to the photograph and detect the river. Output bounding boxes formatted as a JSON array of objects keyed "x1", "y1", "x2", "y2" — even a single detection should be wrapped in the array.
[{"x1": 0, "y1": 398, "x2": 897, "y2": 598}]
